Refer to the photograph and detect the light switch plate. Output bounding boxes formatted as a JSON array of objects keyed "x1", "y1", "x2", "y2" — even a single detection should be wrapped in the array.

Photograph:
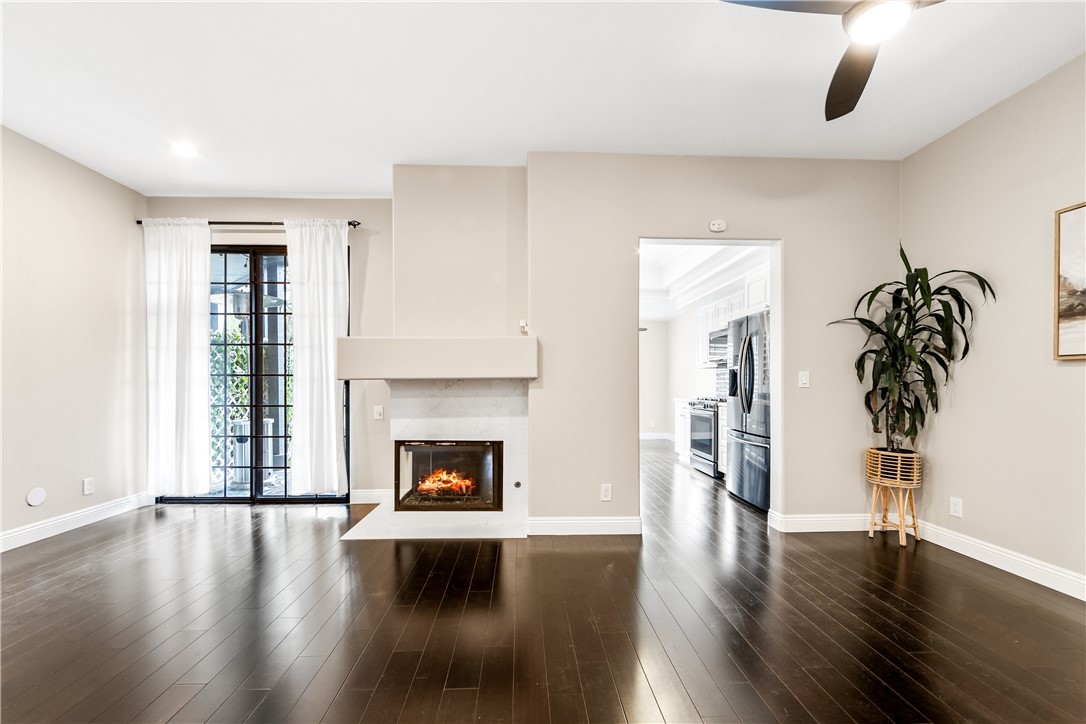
[
  {"x1": 373, "y1": 405, "x2": 384, "y2": 421},
  {"x1": 798, "y1": 371, "x2": 810, "y2": 388}
]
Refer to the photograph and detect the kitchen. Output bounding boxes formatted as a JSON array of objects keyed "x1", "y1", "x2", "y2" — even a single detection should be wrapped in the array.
[{"x1": 639, "y1": 240, "x2": 773, "y2": 511}]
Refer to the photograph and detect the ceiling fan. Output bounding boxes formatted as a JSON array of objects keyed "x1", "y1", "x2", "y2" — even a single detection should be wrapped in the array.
[{"x1": 724, "y1": 0, "x2": 944, "y2": 121}]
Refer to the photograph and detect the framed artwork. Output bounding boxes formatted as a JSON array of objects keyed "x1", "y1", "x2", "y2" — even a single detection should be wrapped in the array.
[{"x1": 1055, "y1": 202, "x2": 1086, "y2": 360}]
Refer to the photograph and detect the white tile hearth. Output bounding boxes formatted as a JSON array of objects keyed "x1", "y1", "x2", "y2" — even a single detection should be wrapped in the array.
[{"x1": 342, "y1": 379, "x2": 529, "y2": 539}]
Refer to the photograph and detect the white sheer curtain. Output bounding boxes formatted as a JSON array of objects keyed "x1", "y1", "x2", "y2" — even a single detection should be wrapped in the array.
[
  {"x1": 285, "y1": 219, "x2": 349, "y2": 496},
  {"x1": 143, "y1": 218, "x2": 212, "y2": 497}
]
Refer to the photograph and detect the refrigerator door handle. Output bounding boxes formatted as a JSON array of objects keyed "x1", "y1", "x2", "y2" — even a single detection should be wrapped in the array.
[
  {"x1": 727, "y1": 432, "x2": 770, "y2": 449},
  {"x1": 741, "y1": 335, "x2": 754, "y2": 414},
  {"x1": 737, "y1": 335, "x2": 748, "y2": 414}
]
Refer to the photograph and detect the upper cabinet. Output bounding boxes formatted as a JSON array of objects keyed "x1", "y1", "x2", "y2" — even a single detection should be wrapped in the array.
[
  {"x1": 695, "y1": 306, "x2": 711, "y2": 366},
  {"x1": 744, "y1": 264, "x2": 770, "y2": 314},
  {"x1": 720, "y1": 293, "x2": 744, "y2": 326}
]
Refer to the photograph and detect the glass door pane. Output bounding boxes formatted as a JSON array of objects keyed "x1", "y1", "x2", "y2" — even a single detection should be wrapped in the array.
[
  {"x1": 255, "y1": 252, "x2": 292, "y2": 498},
  {"x1": 209, "y1": 251, "x2": 256, "y2": 498}
]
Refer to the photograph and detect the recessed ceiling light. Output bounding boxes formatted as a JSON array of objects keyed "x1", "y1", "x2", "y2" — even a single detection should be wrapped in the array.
[
  {"x1": 843, "y1": 1, "x2": 915, "y2": 45},
  {"x1": 170, "y1": 141, "x2": 199, "y2": 159}
]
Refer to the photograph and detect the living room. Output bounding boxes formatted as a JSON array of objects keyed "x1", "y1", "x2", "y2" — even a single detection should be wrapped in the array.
[{"x1": 2, "y1": 3, "x2": 1083, "y2": 722}]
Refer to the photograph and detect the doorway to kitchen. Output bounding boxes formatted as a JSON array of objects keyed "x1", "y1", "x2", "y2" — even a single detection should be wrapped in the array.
[{"x1": 638, "y1": 238, "x2": 778, "y2": 514}]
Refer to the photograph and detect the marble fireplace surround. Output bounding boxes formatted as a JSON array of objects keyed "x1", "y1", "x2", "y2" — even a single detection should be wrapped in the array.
[{"x1": 341, "y1": 379, "x2": 529, "y2": 540}]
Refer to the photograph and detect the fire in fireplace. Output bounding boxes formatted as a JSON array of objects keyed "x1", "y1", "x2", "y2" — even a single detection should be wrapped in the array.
[
  {"x1": 417, "y1": 468, "x2": 476, "y2": 496},
  {"x1": 395, "y1": 441, "x2": 502, "y2": 511}
]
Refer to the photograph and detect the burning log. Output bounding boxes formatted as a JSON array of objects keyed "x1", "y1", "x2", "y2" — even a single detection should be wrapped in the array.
[{"x1": 416, "y1": 468, "x2": 476, "y2": 496}]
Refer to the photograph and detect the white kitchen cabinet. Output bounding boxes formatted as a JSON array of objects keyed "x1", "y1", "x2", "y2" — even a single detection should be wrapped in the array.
[
  {"x1": 674, "y1": 402, "x2": 691, "y2": 458},
  {"x1": 695, "y1": 307, "x2": 711, "y2": 367},
  {"x1": 726, "y1": 292, "x2": 744, "y2": 322},
  {"x1": 711, "y1": 299, "x2": 729, "y2": 332},
  {"x1": 712, "y1": 292, "x2": 744, "y2": 332},
  {"x1": 745, "y1": 265, "x2": 770, "y2": 314}
]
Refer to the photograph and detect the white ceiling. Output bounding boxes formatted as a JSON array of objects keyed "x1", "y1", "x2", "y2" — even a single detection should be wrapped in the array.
[
  {"x1": 2, "y1": 1, "x2": 1083, "y2": 198},
  {"x1": 639, "y1": 244, "x2": 724, "y2": 291}
]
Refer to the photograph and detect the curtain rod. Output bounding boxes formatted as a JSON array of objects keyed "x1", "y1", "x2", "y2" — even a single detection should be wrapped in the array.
[{"x1": 136, "y1": 219, "x2": 361, "y2": 228}]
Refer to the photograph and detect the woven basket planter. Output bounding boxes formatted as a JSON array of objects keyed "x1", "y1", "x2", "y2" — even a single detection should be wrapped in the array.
[{"x1": 865, "y1": 447, "x2": 922, "y2": 489}]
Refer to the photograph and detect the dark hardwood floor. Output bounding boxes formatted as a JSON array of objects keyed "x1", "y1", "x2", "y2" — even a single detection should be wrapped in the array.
[{"x1": 2, "y1": 440, "x2": 1083, "y2": 723}]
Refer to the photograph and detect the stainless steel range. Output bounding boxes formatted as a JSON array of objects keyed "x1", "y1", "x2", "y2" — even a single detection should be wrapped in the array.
[{"x1": 688, "y1": 397, "x2": 726, "y2": 478}]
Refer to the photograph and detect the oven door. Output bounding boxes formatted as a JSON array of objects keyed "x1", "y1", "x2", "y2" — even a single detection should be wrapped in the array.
[{"x1": 688, "y1": 407, "x2": 716, "y2": 464}]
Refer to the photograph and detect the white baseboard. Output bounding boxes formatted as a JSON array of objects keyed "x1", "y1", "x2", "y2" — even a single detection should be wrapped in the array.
[
  {"x1": 639, "y1": 433, "x2": 674, "y2": 441},
  {"x1": 767, "y1": 511, "x2": 1085, "y2": 601},
  {"x1": 1, "y1": 493, "x2": 156, "y2": 552},
  {"x1": 528, "y1": 516, "x2": 642, "y2": 536},
  {"x1": 767, "y1": 511, "x2": 870, "y2": 532},
  {"x1": 918, "y1": 520, "x2": 1085, "y2": 601},
  {"x1": 350, "y1": 488, "x2": 394, "y2": 504}
]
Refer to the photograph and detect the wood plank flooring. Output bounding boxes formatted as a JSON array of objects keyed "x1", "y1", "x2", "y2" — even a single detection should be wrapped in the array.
[{"x1": 2, "y1": 440, "x2": 1083, "y2": 723}]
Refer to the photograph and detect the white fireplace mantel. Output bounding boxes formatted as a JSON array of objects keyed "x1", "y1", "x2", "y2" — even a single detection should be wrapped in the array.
[{"x1": 336, "y1": 336, "x2": 539, "y2": 380}]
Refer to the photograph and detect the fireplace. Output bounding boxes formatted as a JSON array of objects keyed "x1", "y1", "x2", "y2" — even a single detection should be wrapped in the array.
[{"x1": 395, "y1": 440, "x2": 503, "y2": 512}]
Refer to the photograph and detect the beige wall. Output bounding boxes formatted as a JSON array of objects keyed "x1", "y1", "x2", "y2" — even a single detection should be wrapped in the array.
[
  {"x1": 146, "y1": 196, "x2": 396, "y2": 490},
  {"x1": 2, "y1": 128, "x2": 148, "y2": 530},
  {"x1": 637, "y1": 320, "x2": 669, "y2": 435},
  {"x1": 900, "y1": 57, "x2": 1086, "y2": 575},
  {"x1": 528, "y1": 152, "x2": 900, "y2": 518},
  {"x1": 666, "y1": 309, "x2": 717, "y2": 409},
  {"x1": 392, "y1": 165, "x2": 527, "y2": 337}
]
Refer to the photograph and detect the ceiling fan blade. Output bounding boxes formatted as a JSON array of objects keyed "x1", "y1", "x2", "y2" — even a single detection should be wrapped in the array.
[
  {"x1": 723, "y1": 0, "x2": 855, "y2": 15},
  {"x1": 825, "y1": 42, "x2": 879, "y2": 121}
]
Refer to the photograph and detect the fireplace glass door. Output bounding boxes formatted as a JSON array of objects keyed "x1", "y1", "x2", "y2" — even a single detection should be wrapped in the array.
[{"x1": 395, "y1": 441, "x2": 502, "y2": 511}]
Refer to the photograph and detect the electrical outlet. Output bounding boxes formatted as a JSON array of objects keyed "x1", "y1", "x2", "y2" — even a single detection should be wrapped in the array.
[
  {"x1": 950, "y1": 497, "x2": 963, "y2": 518},
  {"x1": 373, "y1": 405, "x2": 384, "y2": 421},
  {"x1": 798, "y1": 371, "x2": 810, "y2": 388},
  {"x1": 82, "y1": 477, "x2": 94, "y2": 496},
  {"x1": 650, "y1": 420, "x2": 656, "y2": 429},
  {"x1": 600, "y1": 484, "x2": 613, "y2": 502}
]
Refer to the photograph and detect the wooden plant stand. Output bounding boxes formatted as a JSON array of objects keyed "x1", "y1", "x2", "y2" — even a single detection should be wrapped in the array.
[{"x1": 865, "y1": 448, "x2": 921, "y2": 547}]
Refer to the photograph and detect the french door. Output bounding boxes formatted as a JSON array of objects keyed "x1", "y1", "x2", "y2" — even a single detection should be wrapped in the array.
[{"x1": 195, "y1": 245, "x2": 346, "y2": 502}]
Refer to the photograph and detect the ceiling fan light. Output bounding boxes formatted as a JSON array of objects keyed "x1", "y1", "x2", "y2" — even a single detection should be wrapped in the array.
[{"x1": 844, "y1": 1, "x2": 914, "y2": 45}]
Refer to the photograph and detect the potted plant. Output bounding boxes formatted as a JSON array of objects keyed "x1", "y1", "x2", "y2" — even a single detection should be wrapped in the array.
[{"x1": 833, "y1": 246, "x2": 995, "y2": 542}]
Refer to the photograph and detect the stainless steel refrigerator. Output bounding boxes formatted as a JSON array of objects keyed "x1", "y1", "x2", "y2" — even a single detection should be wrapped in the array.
[{"x1": 726, "y1": 310, "x2": 771, "y2": 511}]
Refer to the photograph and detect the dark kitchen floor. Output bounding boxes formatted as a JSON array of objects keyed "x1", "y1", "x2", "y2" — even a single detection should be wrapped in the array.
[{"x1": 1, "y1": 440, "x2": 1083, "y2": 723}]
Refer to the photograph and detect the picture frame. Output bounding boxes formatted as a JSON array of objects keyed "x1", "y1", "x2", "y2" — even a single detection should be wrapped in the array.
[{"x1": 1055, "y1": 201, "x2": 1086, "y2": 360}]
